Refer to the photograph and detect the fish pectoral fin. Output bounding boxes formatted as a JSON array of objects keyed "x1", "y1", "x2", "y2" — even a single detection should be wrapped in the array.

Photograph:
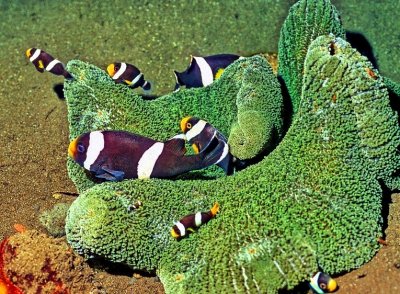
[
  {"x1": 35, "y1": 64, "x2": 44, "y2": 72},
  {"x1": 165, "y1": 135, "x2": 187, "y2": 155},
  {"x1": 187, "y1": 227, "x2": 196, "y2": 233},
  {"x1": 96, "y1": 167, "x2": 125, "y2": 181},
  {"x1": 191, "y1": 142, "x2": 200, "y2": 154},
  {"x1": 214, "y1": 68, "x2": 225, "y2": 80},
  {"x1": 38, "y1": 60, "x2": 45, "y2": 69},
  {"x1": 95, "y1": 172, "x2": 119, "y2": 181}
]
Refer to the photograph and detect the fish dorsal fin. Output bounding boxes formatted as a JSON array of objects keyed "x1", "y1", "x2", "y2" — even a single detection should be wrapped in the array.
[
  {"x1": 164, "y1": 134, "x2": 187, "y2": 155},
  {"x1": 210, "y1": 202, "x2": 220, "y2": 216}
]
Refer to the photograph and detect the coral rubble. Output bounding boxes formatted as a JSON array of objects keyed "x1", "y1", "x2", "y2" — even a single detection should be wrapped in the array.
[
  {"x1": 2, "y1": 230, "x2": 102, "y2": 293},
  {"x1": 39, "y1": 202, "x2": 71, "y2": 237}
]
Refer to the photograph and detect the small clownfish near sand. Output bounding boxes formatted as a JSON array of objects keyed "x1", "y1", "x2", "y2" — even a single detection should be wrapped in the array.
[
  {"x1": 173, "y1": 54, "x2": 241, "y2": 90},
  {"x1": 25, "y1": 48, "x2": 73, "y2": 79},
  {"x1": 180, "y1": 116, "x2": 234, "y2": 175},
  {"x1": 309, "y1": 272, "x2": 338, "y2": 294},
  {"x1": 171, "y1": 202, "x2": 220, "y2": 239},
  {"x1": 107, "y1": 62, "x2": 151, "y2": 91},
  {"x1": 68, "y1": 130, "x2": 225, "y2": 181}
]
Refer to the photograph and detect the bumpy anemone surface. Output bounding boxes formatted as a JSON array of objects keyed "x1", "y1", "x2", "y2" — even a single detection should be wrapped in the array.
[
  {"x1": 278, "y1": 0, "x2": 345, "y2": 113},
  {"x1": 64, "y1": 55, "x2": 284, "y2": 191},
  {"x1": 66, "y1": 35, "x2": 400, "y2": 293}
]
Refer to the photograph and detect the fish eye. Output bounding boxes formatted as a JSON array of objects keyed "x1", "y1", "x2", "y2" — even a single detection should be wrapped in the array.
[
  {"x1": 319, "y1": 283, "x2": 327, "y2": 290},
  {"x1": 186, "y1": 122, "x2": 192, "y2": 129},
  {"x1": 114, "y1": 65, "x2": 119, "y2": 71},
  {"x1": 77, "y1": 143, "x2": 85, "y2": 153}
]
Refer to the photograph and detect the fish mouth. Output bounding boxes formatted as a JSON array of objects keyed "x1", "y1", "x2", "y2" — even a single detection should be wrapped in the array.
[
  {"x1": 326, "y1": 278, "x2": 337, "y2": 292},
  {"x1": 180, "y1": 116, "x2": 191, "y2": 132},
  {"x1": 106, "y1": 64, "x2": 116, "y2": 77},
  {"x1": 68, "y1": 137, "x2": 78, "y2": 158},
  {"x1": 25, "y1": 48, "x2": 32, "y2": 58},
  {"x1": 170, "y1": 228, "x2": 180, "y2": 238}
]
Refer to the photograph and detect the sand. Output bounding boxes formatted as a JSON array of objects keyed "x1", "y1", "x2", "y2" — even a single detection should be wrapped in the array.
[{"x1": 0, "y1": 0, "x2": 399, "y2": 293}]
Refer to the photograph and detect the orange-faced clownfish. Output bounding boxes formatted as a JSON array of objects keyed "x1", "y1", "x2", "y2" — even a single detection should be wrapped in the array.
[
  {"x1": 171, "y1": 202, "x2": 219, "y2": 239},
  {"x1": 25, "y1": 48, "x2": 73, "y2": 79},
  {"x1": 107, "y1": 62, "x2": 151, "y2": 91},
  {"x1": 309, "y1": 272, "x2": 338, "y2": 294},
  {"x1": 180, "y1": 116, "x2": 234, "y2": 175},
  {"x1": 173, "y1": 54, "x2": 241, "y2": 91},
  {"x1": 68, "y1": 130, "x2": 224, "y2": 181}
]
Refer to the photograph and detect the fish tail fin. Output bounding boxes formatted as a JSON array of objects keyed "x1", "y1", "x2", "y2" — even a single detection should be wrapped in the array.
[
  {"x1": 142, "y1": 80, "x2": 151, "y2": 91},
  {"x1": 63, "y1": 70, "x2": 74, "y2": 80},
  {"x1": 173, "y1": 70, "x2": 183, "y2": 89},
  {"x1": 233, "y1": 157, "x2": 247, "y2": 171},
  {"x1": 210, "y1": 202, "x2": 220, "y2": 216}
]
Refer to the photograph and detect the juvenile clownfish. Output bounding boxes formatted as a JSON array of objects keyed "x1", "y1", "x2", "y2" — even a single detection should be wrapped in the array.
[
  {"x1": 25, "y1": 48, "x2": 73, "y2": 79},
  {"x1": 309, "y1": 272, "x2": 338, "y2": 294},
  {"x1": 173, "y1": 54, "x2": 241, "y2": 90},
  {"x1": 68, "y1": 130, "x2": 225, "y2": 181},
  {"x1": 180, "y1": 116, "x2": 234, "y2": 175},
  {"x1": 171, "y1": 202, "x2": 220, "y2": 239},
  {"x1": 107, "y1": 62, "x2": 151, "y2": 91}
]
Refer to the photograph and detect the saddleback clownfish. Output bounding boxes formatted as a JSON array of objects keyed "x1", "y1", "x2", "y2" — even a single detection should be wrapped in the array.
[
  {"x1": 173, "y1": 54, "x2": 241, "y2": 90},
  {"x1": 107, "y1": 62, "x2": 151, "y2": 91},
  {"x1": 25, "y1": 48, "x2": 73, "y2": 79},
  {"x1": 309, "y1": 272, "x2": 338, "y2": 294},
  {"x1": 68, "y1": 130, "x2": 224, "y2": 181},
  {"x1": 180, "y1": 116, "x2": 234, "y2": 175},
  {"x1": 171, "y1": 202, "x2": 219, "y2": 239}
]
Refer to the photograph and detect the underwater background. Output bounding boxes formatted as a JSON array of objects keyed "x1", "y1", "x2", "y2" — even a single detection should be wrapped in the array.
[{"x1": 0, "y1": 0, "x2": 399, "y2": 293}]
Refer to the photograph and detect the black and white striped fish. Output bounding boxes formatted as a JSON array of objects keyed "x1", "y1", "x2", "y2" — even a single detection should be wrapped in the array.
[
  {"x1": 26, "y1": 48, "x2": 72, "y2": 79},
  {"x1": 180, "y1": 116, "x2": 234, "y2": 175},
  {"x1": 173, "y1": 54, "x2": 241, "y2": 90},
  {"x1": 171, "y1": 202, "x2": 219, "y2": 239},
  {"x1": 309, "y1": 272, "x2": 337, "y2": 294},
  {"x1": 68, "y1": 130, "x2": 224, "y2": 181},
  {"x1": 107, "y1": 62, "x2": 151, "y2": 91}
]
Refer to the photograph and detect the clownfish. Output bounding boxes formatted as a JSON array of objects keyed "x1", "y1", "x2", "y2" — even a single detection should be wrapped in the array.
[
  {"x1": 25, "y1": 48, "x2": 73, "y2": 79},
  {"x1": 173, "y1": 54, "x2": 241, "y2": 90},
  {"x1": 171, "y1": 202, "x2": 219, "y2": 239},
  {"x1": 309, "y1": 272, "x2": 338, "y2": 294},
  {"x1": 68, "y1": 130, "x2": 224, "y2": 181},
  {"x1": 180, "y1": 116, "x2": 234, "y2": 175},
  {"x1": 107, "y1": 62, "x2": 151, "y2": 91}
]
